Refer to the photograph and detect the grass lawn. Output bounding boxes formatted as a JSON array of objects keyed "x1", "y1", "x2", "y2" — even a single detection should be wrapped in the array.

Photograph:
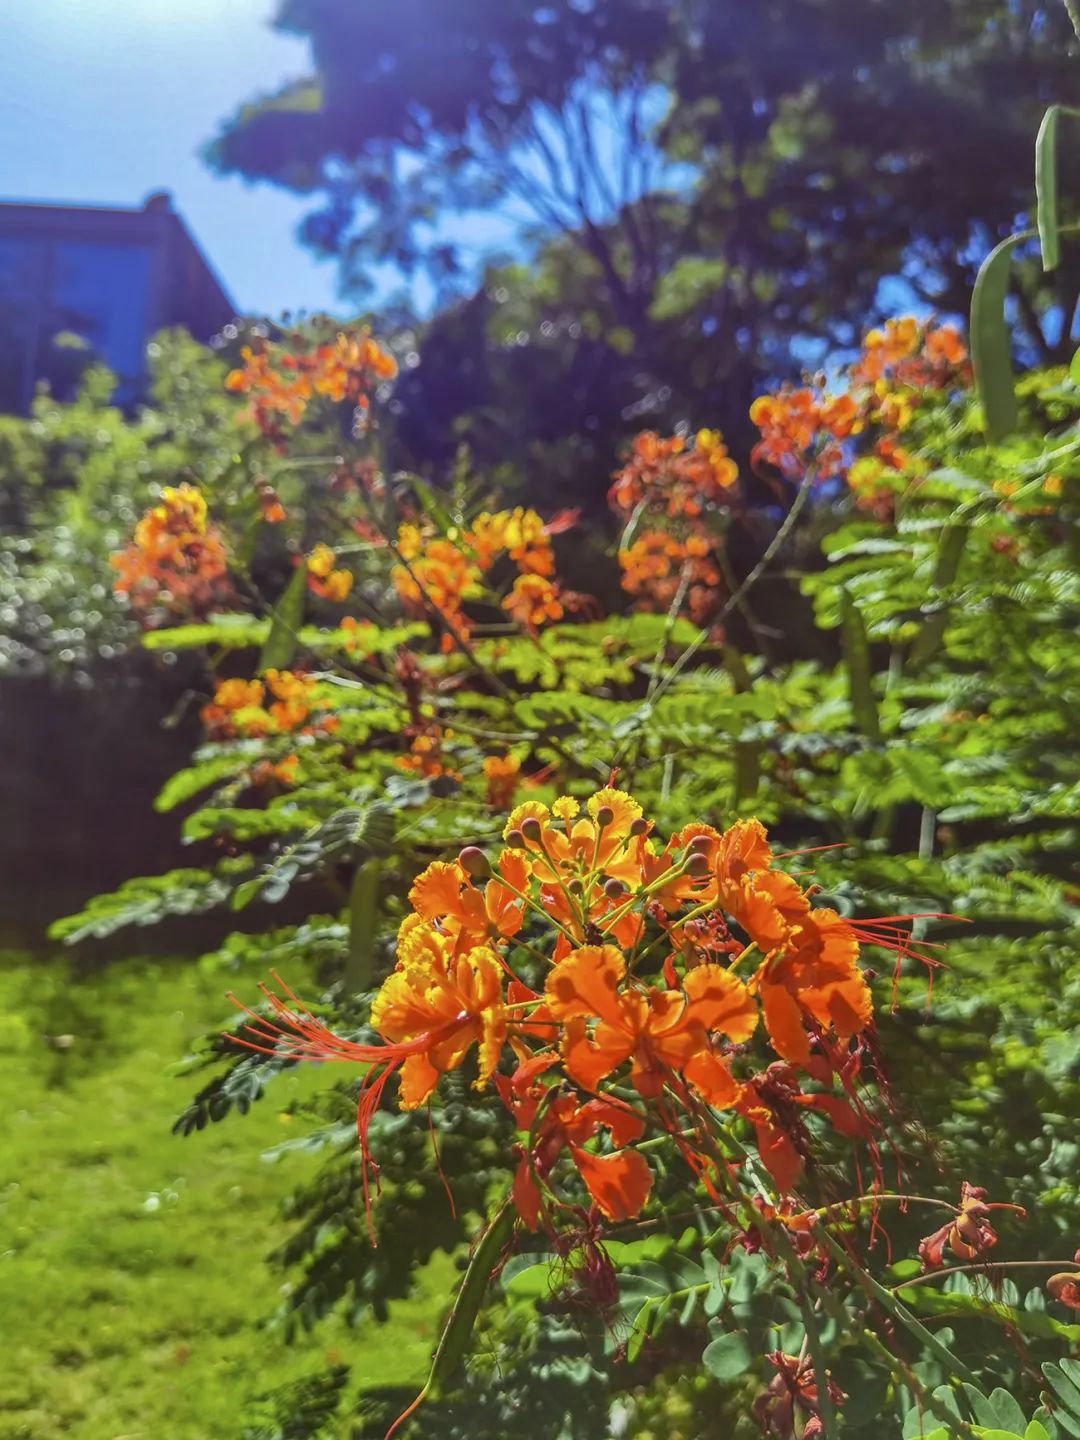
[{"x1": 0, "y1": 953, "x2": 447, "y2": 1440}]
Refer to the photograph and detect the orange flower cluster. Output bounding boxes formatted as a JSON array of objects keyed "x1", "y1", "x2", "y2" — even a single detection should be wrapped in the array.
[
  {"x1": 609, "y1": 430, "x2": 737, "y2": 617},
  {"x1": 750, "y1": 390, "x2": 861, "y2": 482},
  {"x1": 750, "y1": 319, "x2": 969, "y2": 487},
  {"x1": 392, "y1": 534, "x2": 479, "y2": 652},
  {"x1": 503, "y1": 573, "x2": 564, "y2": 630},
  {"x1": 225, "y1": 330, "x2": 397, "y2": 435},
  {"x1": 618, "y1": 530, "x2": 721, "y2": 621},
  {"x1": 306, "y1": 543, "x2": 354, "y2": 603},
  {"x1": 111, "y1": 484, "x2": 232, "y2": 623},
  {"x1": 850, "y1": 317, "x2": 969, "y2": 390},
  {"x1": 391, "y1": 507, "x2": 569, "y2": 649},
  {"x1": 609, "y1": 429, "x2": 739, "y2": 521},
  {"x1": 237, "y1": 789, "x2": 935, "y2": 1236},
  {"x1": 200, "y1": 670, "x2": 337, "y2": 740}
]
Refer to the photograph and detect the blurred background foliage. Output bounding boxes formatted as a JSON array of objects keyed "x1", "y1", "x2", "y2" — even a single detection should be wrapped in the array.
[{"x1": 3, "y1": 3, "x2": 1080, "y2": 1438}]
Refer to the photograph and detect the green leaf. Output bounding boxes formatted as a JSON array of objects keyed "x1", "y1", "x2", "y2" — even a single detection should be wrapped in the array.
[
  {"x1": 259, "y1": 563, "x2": 307, "y2": 671},
  {"x1": 345, "y1": 860, "x2": 380, "y2": 991},
  {"x1": 141, "y1": 614, "x2": 272, "y2": 651},
  {"x1": 701, "y1": 1330, "x2": 755, "y2": 1380},
  {"x1": 1043, "y1": 1359, "x2": 1080, "y2": 1436},
  {"x1": 986, "y1": 1387, "x2": 1030, "y2": 1435},
  {"x1": 1036, "y1": 105, "x2": 1061, "y2": 271},
  {"x1": 971, "y1": 231, "x2": 1031, "y2": 442},
  {"x1": 155, "y1": 750, "x2": 257, "y2": 811},
  {"x1": 839, "y1": 588, "x2": 881, "y2": 739},
  {"x1": 503, "y1": 1262, "x2": 552, "y2": 1301},
  {"x1": 909, "y1": 524, "x2": 969, "y2": 670},
  {"x1": 48, "y1": 868, "x2": 236, "y2": 943}
]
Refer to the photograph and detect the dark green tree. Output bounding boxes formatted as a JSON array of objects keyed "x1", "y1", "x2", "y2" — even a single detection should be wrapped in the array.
[{"x1": 209, "y1": 1, "x2": 1080, "y2": 505}]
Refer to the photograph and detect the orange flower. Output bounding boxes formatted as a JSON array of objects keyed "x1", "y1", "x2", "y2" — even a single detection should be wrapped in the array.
[
  {"x1": 609, "y1": 428, "x2": 738, "y2": 520},
  {"x1": 750, "y1": 388, "x2": 848, "y2": 481},
  {"x1": 503, "y1": 507, "x2": 557, "y2": 577},
  {"x1": 112, "y1": 484, "x2": 232, "y2": 623},
  {"x1": 751, "y1": 910, "x2": 870, "y2": 1068},
  {"x1": 407, "y1": 853, "x2": 528, "y2": 949},
  {"x1": 502, "y1": 573, "x2": 564, "y2": 630},
  {"x1": 504, "y1": 787, "x2": 648, "y2": 898},
  {"x1": 371, "y1": 922, "x2": 507, "y2": 1107},
  {"x1": 544, "y1": 944, "x2": 757, "y2": 1101},
  {"x1": 307, "y1": 543, "x2": 336, "y2": 579},
  {"x1": 466, "y1": 510, "x2": 510, "y2": 571},
  {"x1": 200, "y1": 676, "x2": 269, "y2": 739},
  {"x1": 707, "y1": 820, "x2": 871, "y2": 1066},
  {"x1": 851, "y1": 316, "x2": 969, "y2": 391},
  {"x1": 392, "y1": 536, "x2": 479, "y2": 651},
  {"x1": 483, "y1": 753, "x2": 521, "y2": 808},
  {"x1": 499, "y1": 1061, "x2": 651, "y2": 1226},
  {"x1": 306, "y1": 544, "x2": 353, "y2": 601},
  {"x1": 918, "y1": 1182, "x2": 1024, "y2": 1268}
]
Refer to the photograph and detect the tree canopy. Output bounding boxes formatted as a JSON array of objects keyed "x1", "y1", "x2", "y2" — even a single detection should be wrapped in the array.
[{"x1": 210, "y1": 2, "x2": 1080, "y2": 508}]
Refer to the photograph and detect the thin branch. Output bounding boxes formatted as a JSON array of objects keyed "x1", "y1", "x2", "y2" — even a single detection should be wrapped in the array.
[
  {"x1": 617, "y1": 463, "x2": 818, "y2": 756},
  {"x1": 1014, "y1": 279, "x2": 1054, "y2": 364}
]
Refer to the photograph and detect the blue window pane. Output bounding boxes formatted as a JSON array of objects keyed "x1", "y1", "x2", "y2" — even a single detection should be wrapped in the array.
[
  {"x1": 47, "y1": 242, "x2": 152, "y2": 402},
  {"x1": 0, "y1": 235, "x2": 154, "y2": 409},
  {"x1": 0, "y1": 237, "x2": 42, "y2": 411}
]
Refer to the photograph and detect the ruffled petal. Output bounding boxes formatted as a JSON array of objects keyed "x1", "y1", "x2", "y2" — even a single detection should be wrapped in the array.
[{"x1": 571, "y1": 1144, "x2": 652, "y2": 1221}]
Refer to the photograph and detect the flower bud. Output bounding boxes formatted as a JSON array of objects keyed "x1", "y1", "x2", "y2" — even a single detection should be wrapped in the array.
[
  {"x1": 1047, "y1": 1272, "x2": 1080, "y2": 1309},
  {"x1": 629, "y1": 817, "x2": 648, "y2": 836},
  {"x1": 594, "y1": 805, "x2": 615, "y2": 829},
  {"x1": 521, "y1": 816, "x2": 543, "y2": 842},
  {"x1": 603, "y1": 878, "x2": 626, "y2": 900},
  {"x1": 688, "y1": 835, "x2": 713, "y2": 854},
  {"x1": 458, "y1": 846, "x2": 490, "y2": 879},
  {"x1": 568, "y1": 878, "x2": 584, "y2": 895},
  {"x1": 506, "y1": 828, "x2": 526, "y2": 849},
  {"x1": 686, "y1": 852, "x2": 711, "y2": 877}
]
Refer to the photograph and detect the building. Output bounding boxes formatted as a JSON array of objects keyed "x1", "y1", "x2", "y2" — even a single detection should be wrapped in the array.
[{"x1": 0, "y1": 193, "x2": 235, "y2": 412}]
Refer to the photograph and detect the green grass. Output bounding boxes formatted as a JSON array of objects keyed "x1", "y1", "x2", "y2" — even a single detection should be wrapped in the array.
[{"x1": 0, "y1": 953, "x2": 446, "y2": 1440}]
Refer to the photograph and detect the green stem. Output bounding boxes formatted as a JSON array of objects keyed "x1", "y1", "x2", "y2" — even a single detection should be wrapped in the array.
[
  {"x1": 892, "y1": 1257, "x2": 1080, "y2": 1295},
  {"x1": 816, "y1": 1228, "x2": 981, "y2": 1388},
  {"x1": 387, "y1": 1196, "x2": 516, "y2": 1437}
]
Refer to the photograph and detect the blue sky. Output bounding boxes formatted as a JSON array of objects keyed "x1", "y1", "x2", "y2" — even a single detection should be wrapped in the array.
[{"x1": 0, "y1": 0, "x2": 345, "y2": 316}]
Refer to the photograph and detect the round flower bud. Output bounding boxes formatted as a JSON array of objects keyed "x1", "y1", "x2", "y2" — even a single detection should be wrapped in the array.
[
  {"x1": 521, "y1": 816, "x2": 543, "y2": 842},
  {"x1": 458, "y1": 846, "x2": 490, "y2": 879},
  {"x1": 506, "y1": 829, "x2": 526, "y2": 849},
  {"x1": 688, "y1": 834, "x2": 713, "y2": 854},
  {"x1": 686, "y1": 852, "x2": 711, "y2": 877},
  {"x1": 594, "y1": 805, "x2": 615, "y2": 829},
  {"x1": 603, "y1": 878, "x2": 626, "y2": 900},
  {"x1": 1047, "y1": 1273, "x2": 1080, "y2": 1309},
  {"x1": 629, "y1": 817, "x2": 649, "y2": 836}
]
